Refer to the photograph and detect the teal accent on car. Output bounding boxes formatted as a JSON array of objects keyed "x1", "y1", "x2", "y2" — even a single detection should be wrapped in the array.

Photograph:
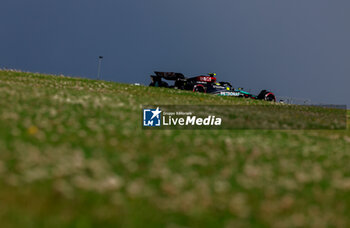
[{"x1": 237, "y1": 90, "x2": 250, "y2": 95}]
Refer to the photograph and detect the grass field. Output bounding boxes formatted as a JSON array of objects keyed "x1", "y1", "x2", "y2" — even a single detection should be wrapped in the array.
[{"x1": 0, "y1": 70, "x2": 349, "y2": 227}]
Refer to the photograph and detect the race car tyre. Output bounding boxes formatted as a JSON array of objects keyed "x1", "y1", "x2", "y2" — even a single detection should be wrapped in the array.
[
  {"x1": 264, "y1": 93, "x2": 276, "y2": 102},
  {"x1": 257, "y1": 90, "x2": 268, "y2": 100},
  {"x1": 257, "y1": 90, "x2": 276, "y2": 102},
  {"x1": 193, "y1": 84, "x2": 206, "y2": 93}
]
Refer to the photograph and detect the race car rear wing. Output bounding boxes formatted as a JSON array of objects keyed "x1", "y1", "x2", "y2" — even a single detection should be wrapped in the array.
[{"x1": 154, "y1": 71, "x2": 185, "y2": 80}]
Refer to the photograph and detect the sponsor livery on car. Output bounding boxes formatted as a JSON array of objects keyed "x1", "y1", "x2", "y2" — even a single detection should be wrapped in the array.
[{"x1": 219, "y1": 91, "x2": 241, "y2": 96}]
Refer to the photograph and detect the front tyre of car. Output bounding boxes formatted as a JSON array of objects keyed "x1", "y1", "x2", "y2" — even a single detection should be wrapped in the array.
[{"x1": 265, "y1": 93, "x2": 276, "y2": 102}]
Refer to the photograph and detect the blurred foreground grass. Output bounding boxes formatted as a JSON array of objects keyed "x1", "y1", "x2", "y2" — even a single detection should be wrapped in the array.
[{"x1": 0, "y1": 70, "x2": 349, "y2": 227}]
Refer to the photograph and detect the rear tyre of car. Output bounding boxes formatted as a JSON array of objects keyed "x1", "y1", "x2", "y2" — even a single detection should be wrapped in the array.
[{"x1": 193, "y1": 85, "x2": 206, "y2": 93}]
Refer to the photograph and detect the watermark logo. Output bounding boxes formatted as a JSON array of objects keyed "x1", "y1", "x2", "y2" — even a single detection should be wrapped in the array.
[
  {"x1": 143, "y1": 107, "x2": 162, "y2": 127},
  {"x1": 142, "y1": 105, "x2": 346, "y2": 130}
]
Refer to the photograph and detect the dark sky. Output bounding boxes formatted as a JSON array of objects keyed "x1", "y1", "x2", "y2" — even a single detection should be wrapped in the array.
[{"x1": 1, "y1": 0, "x2": 349, "y2": 106}]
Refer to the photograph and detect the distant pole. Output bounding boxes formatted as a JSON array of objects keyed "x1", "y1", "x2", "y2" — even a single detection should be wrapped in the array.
[{"x1": 97, "y1": 56, "x2": 103, "y2": 80}]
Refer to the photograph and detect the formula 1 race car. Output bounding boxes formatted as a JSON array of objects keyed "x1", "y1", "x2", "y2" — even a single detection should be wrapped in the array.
[{"x1": 149, "y1": 71, "x2": 276, "y2": 102}]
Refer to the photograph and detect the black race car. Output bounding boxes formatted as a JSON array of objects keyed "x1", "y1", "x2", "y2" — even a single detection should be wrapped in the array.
[{"x1": 149, "y1": 71, "x2": 276, "y2": 102}]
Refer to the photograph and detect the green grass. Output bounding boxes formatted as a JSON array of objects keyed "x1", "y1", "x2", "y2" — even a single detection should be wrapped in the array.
[{"x1": 0, "y1": 69, "x2": 349, "y2": 227}]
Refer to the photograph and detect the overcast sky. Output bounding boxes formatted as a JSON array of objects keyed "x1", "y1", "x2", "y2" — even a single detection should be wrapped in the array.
[{"x1": 1, "y1": 0, "x2": 349, "y2": 106}]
